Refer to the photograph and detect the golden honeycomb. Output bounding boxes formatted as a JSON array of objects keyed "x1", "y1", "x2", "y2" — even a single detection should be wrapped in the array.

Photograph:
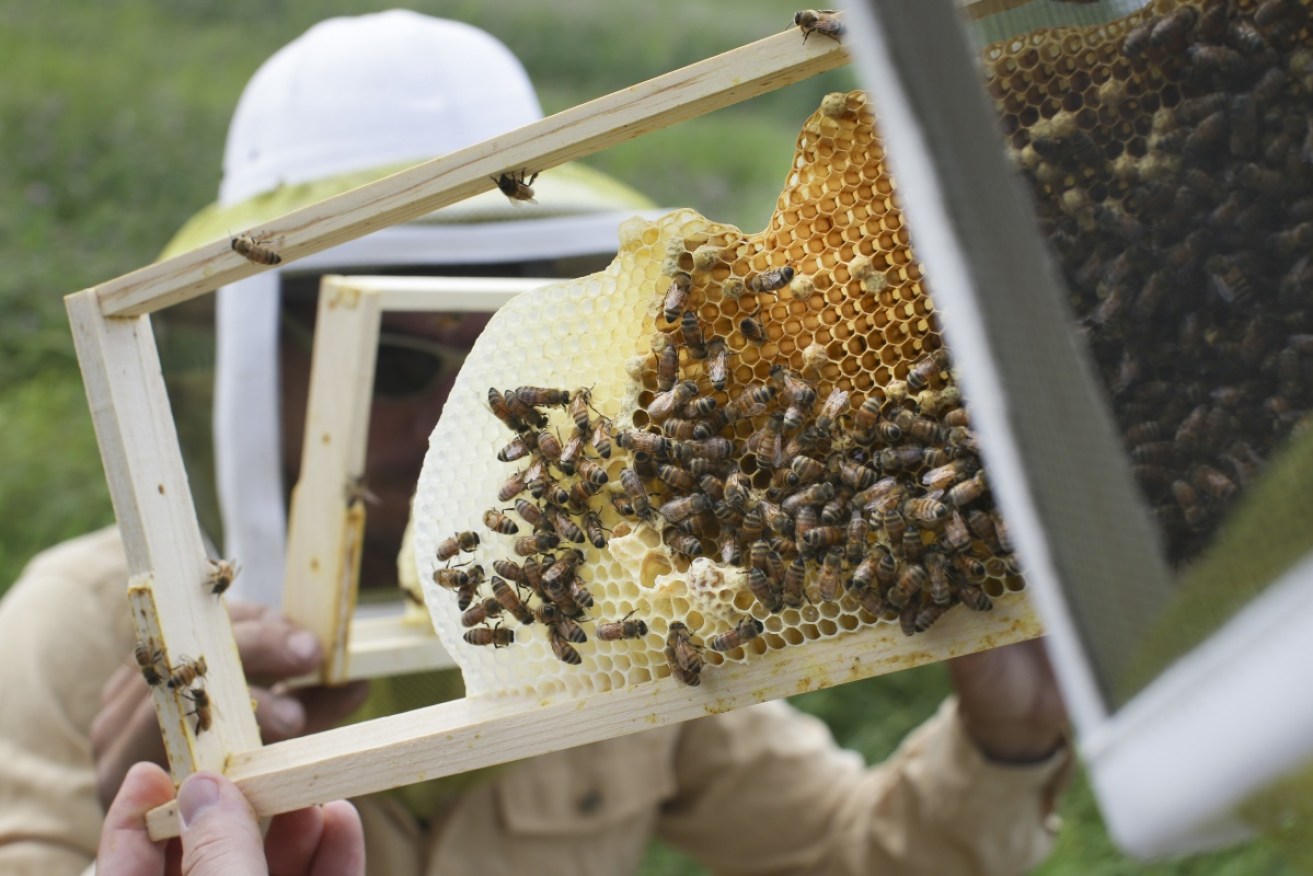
[
  {"x1": 413, "y1": 90, "x2": 1023, "y2": 699},
  {"x1": 983, "y1": 0, "x2": 1313, "y2": 563}
]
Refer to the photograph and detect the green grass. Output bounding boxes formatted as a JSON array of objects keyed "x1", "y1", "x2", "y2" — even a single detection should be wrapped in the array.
[{"x1": 0, "y1": 2, "x2": 1300, "y2": 873}]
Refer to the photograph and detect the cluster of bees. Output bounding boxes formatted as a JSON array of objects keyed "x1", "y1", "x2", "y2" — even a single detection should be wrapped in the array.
[
  {"x1": 133, "y1": 643, "x2": 211, "y2": 733},
  {"x1": 613, "y1": 262, "x2": 1005, "y2": 657},
  {"x1": 991, "y1": 0, "x2": 1313, "y2": 562},
  {"x1": 431, "y1": 386, "x2": 653, "y2": 668}
]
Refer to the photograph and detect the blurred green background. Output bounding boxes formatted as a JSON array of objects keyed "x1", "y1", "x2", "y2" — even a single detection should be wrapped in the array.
[{"x1": 0, "y1": 1, "x2": 1295, "y2": 873}]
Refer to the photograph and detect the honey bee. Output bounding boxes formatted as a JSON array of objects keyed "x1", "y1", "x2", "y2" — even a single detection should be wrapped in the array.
[
  {"x1": 1122, "y1": 18, "x2": 1155, "y2": 57},
  {"x1": 483, "y1": 508, "x2": 520, "y2": 535},
  {"x1": 497, "y1": 435, "x2": 531, "y2": 463},
  {"x1": 546, "y1": 627, "x2": 582, "y2": 665},
  {"x1": 206, "y1": 559, "x2": 240, "y2": 597},
  {"x1": 776, "y1": 555, "x2": 805, "y2": 609},
  {"x1": 801, "y1": 525, "x2": 846, "y2": 553},
  {"x1": 537, "y1": 601, "x2": 588, "y2": 644},
  {"x1": 747, "y1": 266, "x2": 796, "y2": 294},
  {"x1": 906, "y1": 350, "x2": 947, "y2": 392},
  {"x1": 663, "y1": 273, "x2": 692, "y2": 324},
  {"x1": 1255, "y1": 0, "x2": 1298, "y2": 30},
  {"x1": 616, "y1": 428, "x2": 671, "y2": 458},
  {"x1": 674, "y1": 437, "x2": 733, "y2": 462},
  {"x1": 660, "y1": 494, "x2": 713, "y2": 524},
  {"x1": 591, "y1": 417, "x2": 615, "y2": 459},
  {"x1": 435, "y1": 531, "x2": 480, "y2": 562},
  {"x1": 878, "y1": 446, "x2": 924, "y2": 473},
  {"x1": 504, "y1": 390, "x2": 549, "y2": 430},
  {"x1": 488, "y1": 387, "x2": 524, "y2": 433},
  {"x1": 782, "y1": 482, "x2": 836, "y2": 517},
  {"x1": 492, "y1": 169, "x2": 538, "y2": 203},
  {"x1": 922, "y1": 458, "x2": 975, "y2": 492},
  {"x1": 887, "y1": 563, "x2": 928, "y2": 609},
  {"x1": 513, "y1": 532, "x2": 560, "y2": 556},
  {"x1": 682, "y1": 394, "x2": 721, "y2": 419},
  {"x1": 809, "y1": 548, "x2": 842, "y2": 602},
  {"x1": 462, "y1": 597, "x2": 504, "y2": 628},
  {"x1": 905, "y1": 416, "x2": 945, "y2": 445},
  {"x1": 498, "y1": 469, "x2": 529, "y2": 503},
  {"x1": 739, "y1": 314, "x2": 768, "y2": 344},
  {"x1": 184, "y1": 687, "x2": 213, "y2": 734},
  {"x1": 134, "y1": 642, "x2": 165, "y2": 687},
  {"x1": 667, "y1": 532, "x2": 705, "y2": 557},
  {"x1": 956, "y1": 583, "x2": 994, "y2": 612},
  {"x1": 556, "y1": 434, "x2": 586, "y2": 476},
  {"x1": 947, "y1": 472, "x2": 988, "y2": 508},
  {"x1": 794, "y1": 9, "x2": 845, "y2": 43},
  {"x1": 680, "y1": 310, "x2": 708, "y2": 359},
  {"x1": 944, "y1": 510, "x2": 972, "y2": 553},
  {"x1": 718, "y1": 532, "x2": 744, "y2": 565},
  {"x1": 1184, "y1": 111, "x2": 1228, "y2": 163},
  {"x1": 434, "y1": 562, "x2": 481, "y2": 591},
  {"x1": 1192, "y1": 464, "x2": 1237, "y2": 500},
  {"x1": 667, "y1": 622, "x2": 704, "y2": 674},
  {"x1": 904, "y1": 497, "x2": 949, "y2": 527},
  {"x1": 487, "y1": 576, "x2": 532, "y2": 625},
  {"x1": 955, "y1": 554, "x2": 987, "y2": 585},
  {"x1": 648, "y1": 380, "x2": 699, "y2": 422},
  {"x1": 707, "y1": 339, "x2": 729, "y2": 391},
  {"x1": 925, "y1": 552, "x2": 953, "y2": 606},
  {"x1": 166, "y1": 655, "x2": 209, "y2": 691},
  {"x1": 464, "y1": 624, "x2": 515, "y2": 648},
  {"x1": 597, "y1": 611, "x2": 648, "y2": 641},
  {"x1": 747, "y1": 560, "x2": 784, "y2": 614},
  {"x1": 231, "y1": 233, "x2": 282, "y2": 266},
  {"x1": 576, "y1": 457, "x2": 610, "y2": 487}
]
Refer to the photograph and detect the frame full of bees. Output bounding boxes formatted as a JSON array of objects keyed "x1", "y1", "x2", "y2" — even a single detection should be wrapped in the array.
[{"x1": 64, "y1": 11, "x2": 1169, "y2": 836}]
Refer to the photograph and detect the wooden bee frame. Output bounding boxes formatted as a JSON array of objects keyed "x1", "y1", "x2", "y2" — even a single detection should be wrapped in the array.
[
  {"x1": 282, "y1": 275, "x2": 548, "y2": 685},
  {"x1": 66, "y1": 28, "x2": 1043, "y2": 839}
]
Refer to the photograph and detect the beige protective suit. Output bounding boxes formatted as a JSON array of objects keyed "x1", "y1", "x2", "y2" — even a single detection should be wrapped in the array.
[{"x1": 0, "y1": 526, "x2": 1069, "y2": 876}]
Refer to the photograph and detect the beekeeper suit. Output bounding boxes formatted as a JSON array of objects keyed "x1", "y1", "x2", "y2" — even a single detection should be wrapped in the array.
[{"x1": 0, "y1": 12, "x2": 1070, "y2": 876}]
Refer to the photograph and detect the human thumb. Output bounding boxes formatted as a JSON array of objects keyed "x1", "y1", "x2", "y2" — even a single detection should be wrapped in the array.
[{"x1": 178, "y1": 771, "x2": 268, "y2": 875}]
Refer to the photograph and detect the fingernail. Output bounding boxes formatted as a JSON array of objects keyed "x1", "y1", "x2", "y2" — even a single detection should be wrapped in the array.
[
  {"x1": 270, "y1": 696, "x2": 306, "y2": 733},
  {"x1": 178, "y1": 774, "x2": 220, "y2": 830},
  {"x1": 287, "y1": 629, "x2": 321, "y2": 662}
]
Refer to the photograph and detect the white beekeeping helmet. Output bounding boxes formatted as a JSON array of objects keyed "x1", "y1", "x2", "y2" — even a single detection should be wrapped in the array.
[{"x1": 160, "y1": 11, "x2": 659, "y2": 606}]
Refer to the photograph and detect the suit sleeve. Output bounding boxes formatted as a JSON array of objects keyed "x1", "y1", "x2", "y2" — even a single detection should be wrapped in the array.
[{"x1": 657, "y1": 696, "x2": 1070, "y2": 876}]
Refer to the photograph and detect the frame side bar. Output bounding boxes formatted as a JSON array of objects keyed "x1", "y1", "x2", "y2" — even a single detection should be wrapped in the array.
[{"x1": 94, "y1": 32, "x2": 846, "y2": 319}]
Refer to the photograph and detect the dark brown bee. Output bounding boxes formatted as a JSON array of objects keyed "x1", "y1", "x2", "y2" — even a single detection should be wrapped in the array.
[
  {"x1": 1122, "y1": 18, "x2": 1154, "y2": 57},
  {"x1": 876, "y1": 505, "x2": 907, "y2": 545},
  {"x1": 497, "y1": 435, "x2": 531, "y2": 463},
  {"x1": 483, "y1": 508, "x2": 520, "y2": 535},
  {"x1": 575, "y1": 457, "x2": 610, "y2": 487},
  {"x1": 904, "y1": 497, "x2": 949, "y2": 527},
  {"x1": 849, "y1": 576, "x2": 890, "y2": 619},
  {"x1": 1255, "y1": 0, "x2": 1298, "y2": 30},
  {"x1": 579, "y1": 512, "x2": 607, "y2": 550},
  {"x1": 821, "y1": 496, "x2": 850, "y2": 525},
  {"x1": 206, "y1": 559, "x2": 240, "y2": 597},
  {"x1": 779, "y1": 555, "x2": 806, "y2": 609},
  {"x1": 569, "y1": 579, "x2": 595, "y2": 615},
  {"x1": 544, "y1": 508, "x2": 583, "y2": 545},
  {"x1": 748, "y1": 266, "x2": 795, "y2": 293},
  {"x1": 878, "y1": 446, "x2": 924, "y2": 472},
  {"x1": 680, "y1": 310, "x2": 708, "y2": 359},
  {"x1": 681, "y1": 395, "x2": 721, "y2": 419},
  {"x1": 746, "y1": 414, "x2": 783, "y2": 466},
  {"x1": 434, "y1": 562, "x2": 482, "y2": 590},
  {"x1": 659, "y1": 494, "x2": 713, "y2": 523},
  {"x1": 801, "y1": 525, "x2": 845, "y2": 553},
  {"x1": 816, "y1": 548, "x2": 846, "y2": 602},
  {"x1": 739, "y1": 314, "x2": 768, "y2": 344},
  {"x1": 465, "y1": 623, "x2": 515, "y2": 648},
  {"x1": 947, "y1": 472, "x2": 988, "y2": 508},
  {"x1": 1131, "y1": 441, "x2": 1177, "y2": 465},
  {"x1": 184, "y1": 687, "x2": 213, "y2": 734},
  {"x1": 782, "y1": 482, "x2": 835, "y2": 516},
  {"x1": 597, "y1": 611, "x2": 648, "y2": 641},
  {"x1": 492, "y1": 169, "x2": 538, "y2": 203},
  {"x1": 515, "y1": 386, "x2": 571, "y2": 407},
  {"x1": 707, "y1": 339, "x2": 730, "y2": 391},
  {"x1": 231, "y1": 233, "x2": 282, "y2": 266},
  {"x1": 657, "y1": 464, "x2": 698, "y2": 494},
  {"x1": 461, "y1": 597, "x2": 503, "y2": 628},
  {"x1": 913, "y1": 601, "x2": 949, "y2": 634},
  {"x1": 943, "y1": 510, "x2": 972, "y2": 553},
  {"x1": 455, "y1": 577, "x2": 480, "y2": 611},
  {"x1": 1149, "y1": 5, "x2": 1198, "y2": 50},
  {"x1": 533, "y1": 430, "x2": 562, "y2": 464},
  {"x1": 648, "y1": 380, "x2": 699, "y2": 422},
  {"x1": 166, "y1": 655, "x2": 208, "y2": 691},
  {"x1": 905, "y1": 416, "x2": 945, "y2": 445},
  {"x1": 747, "y1": 560, "x2": 784, "y2": 614},
  {"x1": 922, "y1": 459, "x2": 975, "y2": 492},
  {"x1": 725, "y1": 471, "x2": 754, "y2": 511},
  {"x1": 1192, "y1": 464, "x2": 1237, "y2": 500},
  {"x1": 667, "y1": 622, "x2": 704, "y2": 675},
  {"x1": 655, "y1": 344, "x2": 679, "y2": 393},
  {"x1": 956, "y1": 583, "x2": 994, "y2": 612},
  {"x1": 435, "y1": 531, "x2": 480, "y2": 562},
  {"x1": 513, "y1": 532, "x2": 560, "y2": 556},
  {"x1": 567, "y1": 388, "x2": 593, "y2": 434},
  {"x1": 548, "y1": 627, "x2": 583, "y2": 665},
  {"x1": 504, "y1": 390, "x2": 548, "y2": 430},
  {"x1": 663, "y1": 273, "x2": 692, "y2": 324},
  {"x1": 667, "y1": 532, "x2": 704, "y2": 556},
  {"x1": 557, "y1": 434, "x2": 586, "y2": 476},
  {"x1": 616, "y1": 428, "x2": 671, "y2": 457},
  {"x1": 1184, "y1": 111, "x2": 1228, "y2": 163},
  {"x1": 674, "y1": 437, "x2": 733, "y2": 462},
  {"x1": 709, "y1": 617, "x2": 765, "y2": 653},
  {"x1": 794, "y1": 9, "x2": 844, "y2": 42},
  {"x1": 906, "y1": 350, "x2": 947, "y2": 392},
  {"x1": 134, "y1": 642, "x2": 165, "y2": 687},
  {"x1": 901, "y1": 523, "x2": 926, "y2": 563},
  {"x1": 590, "y1": 417, "x2": 615, "y2": 459},
  {"x1": 537, "y1": 602, "x2": 588, "y2": 644},
  {"x1": 955, "y1": 554, "x2": 987, "y2": 585},
  {"x1": 725, "y1": 384, "x2": 776, "y2": 423},
  {"x1": 488, "y1": 387, "x2": 524, "y2": 433},
  {"x1": 925, "y1": 552, "x2": 953, "y2": 606},
  {"x1": 887, "y1": 563, "x2": 928, "y2": 609},
  {"x1": 788, "y1": 454, "x2": 827, "y2": 488},
  {"x1": 845, "y1": 510, "x2": 870, "y2": 565},
  {"x1": 770, "y1": 364, "x2": 817, "y2": 406}
]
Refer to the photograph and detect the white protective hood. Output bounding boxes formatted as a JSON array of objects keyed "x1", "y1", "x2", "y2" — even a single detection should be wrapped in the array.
[{"x1": 166, "y1": 11, "x2": 660, "y2": 605}]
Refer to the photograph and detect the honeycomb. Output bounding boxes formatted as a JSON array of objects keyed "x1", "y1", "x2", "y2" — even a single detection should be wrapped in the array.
[
  {"x1": 413, "y1": 90, "x2": 1025, "y2": 699},
  {"x1": 983, "y1": 0, "x2": 1313, "y2": 563}
]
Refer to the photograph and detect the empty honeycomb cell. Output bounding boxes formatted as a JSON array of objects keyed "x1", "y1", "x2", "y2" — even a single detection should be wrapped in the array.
[{"x1": 983, "y1": 578, "x2": 1006, "y2": 600}]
